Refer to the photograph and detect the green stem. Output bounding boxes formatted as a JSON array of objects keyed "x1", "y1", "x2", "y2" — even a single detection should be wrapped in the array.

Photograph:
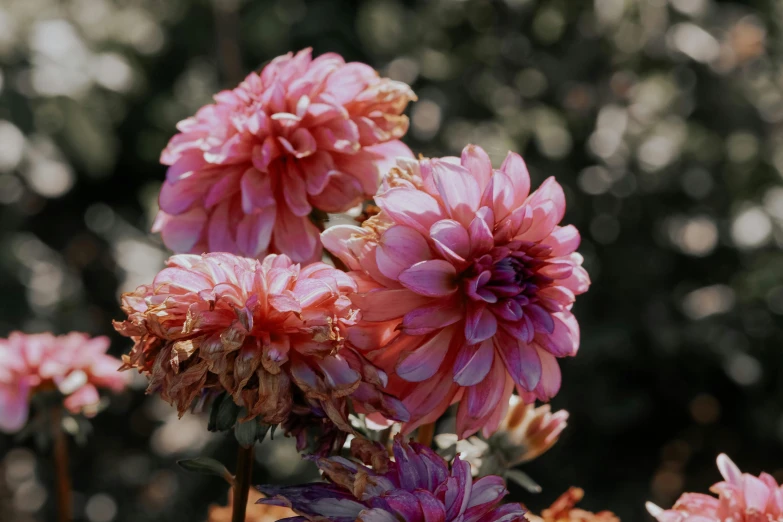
[
  {"x1": 231, "y1": 444, "x2": 254, "y2": 522},
  {"x1": 52, "y1": 407, "x2": 71, "y2": 522}
]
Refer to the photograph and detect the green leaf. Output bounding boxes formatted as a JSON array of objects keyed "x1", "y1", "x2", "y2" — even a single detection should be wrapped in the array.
[
  {"x1": 208, "y1": 393, "x2": 226, "y2": 432},
  {"x1": 234, "y1": 418, "x2": 257, "y2": 448},
  {"x1": 213, "y1": 395, "x2": 240, "y2": 432},
  {"x1": 505, "y1": 469, "x2": 542, "y2": 494},
  {"x1": 234, "y1": 414, "x2": 272, "y2": 448},
  {"x1": 177, "y1": 457, "x2": 233, "y2": 485}
]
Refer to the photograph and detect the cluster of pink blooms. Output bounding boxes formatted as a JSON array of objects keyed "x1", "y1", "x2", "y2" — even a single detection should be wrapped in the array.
[
  {"x1": 154, "y1": 48, "x2": 415, "y2": 264},
  {"x1": 0, "y1": 332, "x2": 127, "y2": 433},
  {"x1": 648, "y1": 454, "x2": 783, "y2": 522},
  {"x1": 323, "y1": 145, "x2": 589, "y2": 437},
  {"x1": 257, "y1": 436, "x2": 528, "y2": 522},
  {"x1": 109, "y1": 48, "x2": 593, "y2": 521}
]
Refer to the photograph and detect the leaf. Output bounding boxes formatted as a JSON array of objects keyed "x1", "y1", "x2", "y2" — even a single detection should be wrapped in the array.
[
  {"x1": 505, "y1": 469, "x2": 542, "y2": 494},
  {"x1": 177, "y1": 457, "x2": 234, "y2": 485},
  {"x1": 213, "y1": 395, "x2": 240, "y2": 432},
  {"x1": 208, "y1": 393, "x2": 226, "y2": 432},
  {"x1": 234, "y1": 414, "x2": 272, "y2": 448},
  {"x1": 234, "y1": 418, "x2": 258, "y2": 448}
]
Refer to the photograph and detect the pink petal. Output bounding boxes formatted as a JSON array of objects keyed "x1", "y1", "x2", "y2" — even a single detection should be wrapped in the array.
[
  {"x1": 531, "y1": 346, "x2": 562, "y2": 400},
  {"x1": 499, "y1": 151, "x2": 531, "y2": 207},
  {"x1": 396, "y1": 326, "x2": 456, "y2": 382},
  {"x1": 463, "y1": 355, "x2": 507, "y2": 424},
  {"x1": 401, "y1": 298, "x2": 463, "y2": 335},
  {"x1": 717, "y1": 454, "x2": 743, "y2": 486},
  {"x1": 309, "y1": 172, "x2": 365, "y2": 213},
  {"x1": 158, "y1": 208, "x2": 208, "y2": 253},
  {"x1": 158, "y1": 176, "x2": 208, "y2": 215},
  {"x1": 481, "y1": 172, "x2": 516, "y2": 221},
  {"x1": 526, "y1": 177, "x2": 566, "y2": 223},
  {"x1": 351, "y1": 289, "x2": 434, "y2": 322},
  {"x1": 453, "y1": 339, "x2": 494, "y2": 386},
  {"x1": 283, "y1": 162, "x2": 312, "y2": 217},
  {"x1": 464, "y1": 301, "x2": 498, "y2": 345},
  {"x1": 495, "y1": 330, "x2": 542, "y2": 391},
  {"x1": 240, "y1": 168, "x2": 275, "y2": 213},
  {"x1": 164, "y1": 150, "x2": 206, "y2": 181},
  {"x1": 744, "y1": 475, "x2": 771, "y2": 512},
  {"x1": 516, "y1": 200, "x2": 559, "y2": 243},
  {"x1": 236, "y1": 206, "x2": 276, "y2": 257},
  {"x1": 63, "y1": 384, "x2": 100, "y2": 414},
  {"x1": 468, "y1": 209, "x2": 495, "y2": 258},
  {"x1": 375, "y1": 187, "x2": 445, "y2": 236},
  {"x1": 432, "y1": 160, "x2": 481, "y2": 227},
  {"x1": 273, "y1": 206, "x2": 321, "y2": 263},
  {"x1": 536, "y1": 312, "x2": 579, "y2": 357},
  {"x1": 430, "y1": 220, "x2": 470, "y2": 261},
  {"x1": 298, "y1": 151, "x2": 334, "y2": 196},
  {"x1": 541, "y1": 225, "x2": 581, "y2": 257},
  {"x1": 208, "y1": 200, "x2": 238, "y2": 253},
  {"x1": 334, "y1": 140, "x2": 413, "y2": 196},
  {"x1": 460, "y1": 144, "x2": 492, "y2": 192},
  {"x1": 376, "y1": 225, "x2": 432, "y2": 280},
  {"x1": 321, "y1": 225, "x2": 365, "y2": 270},
  {"x1": 0, "y1": 383, "x2": 30, "y2": 433},
  {"x1": 398, "y1": 260, "x2": 458, "y2": 297}
]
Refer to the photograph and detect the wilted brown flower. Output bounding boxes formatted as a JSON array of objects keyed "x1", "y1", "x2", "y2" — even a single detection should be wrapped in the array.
[{"x1": 114, "y1": 252, "x2": 407, "y2": 446}]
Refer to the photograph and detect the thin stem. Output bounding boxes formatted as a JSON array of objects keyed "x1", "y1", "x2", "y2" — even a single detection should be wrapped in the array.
[
  {"x1": 52, "y1": 407, "x2": 71, "y2": 522},
  {"x1": 416, "y1": 422, "x2": 436, "y2": 447},
  {"x1": 232, "y1": 444, "x2": 254, "y2": 522}
]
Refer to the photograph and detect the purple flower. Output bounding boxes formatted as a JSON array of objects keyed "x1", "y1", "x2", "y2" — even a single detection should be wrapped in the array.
[{"x1": 257, "y1": 436, "x2": 527, "y2": 522}]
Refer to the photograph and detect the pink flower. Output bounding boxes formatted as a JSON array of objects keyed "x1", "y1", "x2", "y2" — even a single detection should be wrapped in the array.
[
  {"x1": 322, "y1": 144, "x2": 590, "y2": 438},
  {"x1": 257, "y1": 435, "x2": 527, "y2": 522},
  {"x1": 0, "y1": 332, "x2": 127, "y2": 433},
  {"x1": 113, "y1": 252, "x2": 407, "y2": 440},
  {"x1": 647, "y1": 454, "x2": 783, "y2": 522},
  {"x1": 154, "y1": 48, "x2": 416, "y2": 264}
]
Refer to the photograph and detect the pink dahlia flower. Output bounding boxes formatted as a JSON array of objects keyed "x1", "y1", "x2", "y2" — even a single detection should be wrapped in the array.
[
  {"x1": 113, "y1": 252, "x2": 407, "y2": 440},
  {"x1": 322, "y1": 144, "x2": 590, "y2": 438},
  {"x1": 257, "y1": 435, "x2": 527, "y2": 522},
  {"x1": 647, "y1": 454, "x2": 783, "y2": 522},
  {"x1": 154, "y1": 48, "x2": 416, "y2": 263},
  {"x1": 0, "y1": 332, "x2": 127, "y2": 433}
]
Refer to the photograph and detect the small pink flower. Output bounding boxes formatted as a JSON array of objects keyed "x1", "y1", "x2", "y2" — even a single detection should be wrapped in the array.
[
  {"x1": 257, "y1": 435, "x2": 527, "y2": 522},
  {"x1": 0, "y1": 332, "x2": 127, "y2": 433},
  {"x1": 154, "y1": 48, "x2": 416, "y2": 263},
  {"x1": 323, "y1": 144, "x2": 590, "y2": 438},
  {"x1": 114, "y1": 252, "x2": 407, "y2": 440},
  {"x1": 647, "y1": 454, "x2": 783, "y2": 522}
]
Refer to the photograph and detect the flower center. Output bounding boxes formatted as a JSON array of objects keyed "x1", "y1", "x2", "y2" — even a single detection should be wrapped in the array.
[{"x1": 464, "y1": 245, "x2": 548, "y2": 319}]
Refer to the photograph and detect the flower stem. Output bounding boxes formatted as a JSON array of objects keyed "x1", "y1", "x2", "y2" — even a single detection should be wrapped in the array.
[
  {"x1": 416, "y1": 422, "x2": 436, "y2": 447},
  {"x1": 232, "y1": 444, "x2": 254, "y2": 522},
  {"x1": 52, "y1": 407, "x2": 71, "y2": 522}
]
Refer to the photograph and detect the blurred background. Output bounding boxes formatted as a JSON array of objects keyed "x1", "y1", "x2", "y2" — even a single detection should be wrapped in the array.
[{"x1": 1, "y1": 0, "x2": 782, "y2": 520}]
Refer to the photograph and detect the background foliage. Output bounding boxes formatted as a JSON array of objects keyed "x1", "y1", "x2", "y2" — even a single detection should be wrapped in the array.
[{"x1": 1, "y1": 0, "x2": 782, "y2": 521}]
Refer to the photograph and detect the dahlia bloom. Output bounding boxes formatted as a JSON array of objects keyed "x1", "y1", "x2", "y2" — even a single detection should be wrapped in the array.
[
  {"x1": 438, "y1": 395, "x2": 568, "y2": 477},
  {"x1": 529, "y1": 488, "x2": 618, "y2": 522},
  {"x1": 647, "y1": 454, "x2": 783, "y2": 522},
  {"x1": 493, "y1": 395, "x2": 568, "y2": 466},
  {"x1": 154, "y1": 48, "x2": 416, "y2": 263},
  {"x1": 257, "y1": 436, "x2": 527, "y2": 522},
  {"x1": 0, "y1": 332, "x2": 127, "y2": 433},
  {"x1": 113, "y1": 252, "x2": 407, "y2": 439},
  {"x1": 322, "y1": 144, "x2": 590, "y2": 437}
]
